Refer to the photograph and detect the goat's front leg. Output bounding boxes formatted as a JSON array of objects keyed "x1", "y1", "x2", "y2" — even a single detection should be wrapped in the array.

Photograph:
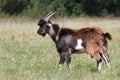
[
  {"x1": 65, "y1": 53, "x2": 72, "y2": 70},
  {"x1": 58, "y1": 54, "x2": 65, "y2": 71}
]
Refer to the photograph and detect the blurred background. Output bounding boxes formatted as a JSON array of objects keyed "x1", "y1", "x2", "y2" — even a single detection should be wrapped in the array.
[
  {"x1": 0, "y1": 0, "x2": 120, "y2": 18},
  {"x1": 0, "y1": 0, "x2": 120, "y2": 80}
]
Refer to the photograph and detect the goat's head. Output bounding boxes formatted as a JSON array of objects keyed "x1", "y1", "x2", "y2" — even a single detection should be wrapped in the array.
[{"x1": 37, "y1": 12, "x2": 56, "y2": 37}]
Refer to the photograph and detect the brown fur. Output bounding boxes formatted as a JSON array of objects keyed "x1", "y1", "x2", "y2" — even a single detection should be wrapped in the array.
[
  {"x1": 74, "y1": 27, "x2": 103, "y2": 39},
  {"x1": 58, "y1": 27, "x2": 109, "y2": 61},
  {"x1": 73, "y1": 27, "x2": 105, "y2": 60}
]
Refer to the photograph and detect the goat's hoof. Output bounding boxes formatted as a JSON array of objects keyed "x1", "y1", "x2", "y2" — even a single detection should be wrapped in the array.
[
  {"x1": 68, "y1": 64, "x2": 72, "y2": 70},
  {"x1": 107, "y1": 64, "x2": 110, "y2": 68},
  {"x1": 58, "y1": 64, "x2": 62, "y2": 71}
]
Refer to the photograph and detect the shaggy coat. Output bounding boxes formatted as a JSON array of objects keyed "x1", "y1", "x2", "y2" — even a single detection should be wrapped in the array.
[{"x1": 37, "y1": 12, "x2": 112, "y2": 71}]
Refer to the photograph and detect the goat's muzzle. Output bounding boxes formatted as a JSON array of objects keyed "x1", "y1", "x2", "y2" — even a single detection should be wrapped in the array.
[{"x1": 37, "y1": 30, "x2": 46, "y2": 37}]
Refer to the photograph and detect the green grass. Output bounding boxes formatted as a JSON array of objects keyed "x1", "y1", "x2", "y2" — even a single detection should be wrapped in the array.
[{"x1": 0, "y1": 17, "x2": 120, "y2": 80}]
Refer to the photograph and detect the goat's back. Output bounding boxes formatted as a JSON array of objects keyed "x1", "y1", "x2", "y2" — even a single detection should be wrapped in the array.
[{"x1": 74, "y1": 27, "x2": 103, "y2": 39}]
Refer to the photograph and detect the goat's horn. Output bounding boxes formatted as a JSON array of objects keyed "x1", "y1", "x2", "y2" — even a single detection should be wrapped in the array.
[
  {"x1": 44, "y1": 12, "x2": 56, "y2": 22},
  {"x1": 44, "y1": 12, "x2": 53, "y2": 20}
]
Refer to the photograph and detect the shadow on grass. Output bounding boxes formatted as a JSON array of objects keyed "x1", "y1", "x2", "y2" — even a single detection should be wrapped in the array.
[{"x1": 91, "y1": 68, "x2": 98, "y2": 72}]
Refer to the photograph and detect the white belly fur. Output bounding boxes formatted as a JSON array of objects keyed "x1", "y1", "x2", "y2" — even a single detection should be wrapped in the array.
[{"x1": 75, "y1": 39, "x2": 84, "y2": 50}]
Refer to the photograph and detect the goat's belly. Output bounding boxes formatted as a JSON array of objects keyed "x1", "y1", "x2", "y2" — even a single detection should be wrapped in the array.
[{"x1": 74, "y1": 49, "x2": 86, "y2": 54}]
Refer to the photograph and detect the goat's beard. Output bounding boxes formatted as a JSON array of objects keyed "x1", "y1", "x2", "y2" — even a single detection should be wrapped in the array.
[{"x1": 41, "y1": 33, "x2": 46, "y2": 37}]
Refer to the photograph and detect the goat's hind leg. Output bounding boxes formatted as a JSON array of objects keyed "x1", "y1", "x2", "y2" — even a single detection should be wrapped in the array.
[
  {"x1": 100, "y1": 52, "x2": 110, "y2": 68},
  {"x1": 97, "y1": 58, "x2": 103, "y2": 71},
  {"x1": 90, "y1": 52, "x2": 103, "y2": 71},
  {"x1": 104, "y1": 50, "x2": 110, "y2": 63}
]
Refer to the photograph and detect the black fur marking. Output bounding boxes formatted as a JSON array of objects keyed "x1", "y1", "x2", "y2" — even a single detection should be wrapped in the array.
[
  {"x1": 51, "y1": 24, "x2": 60, "y2": 43},
  {"x1": 59, "y1": 28, "x2": 75, "y2": 39},
  {"x1": 38, "y1": 19, "x2": 46, "y2": 26}
]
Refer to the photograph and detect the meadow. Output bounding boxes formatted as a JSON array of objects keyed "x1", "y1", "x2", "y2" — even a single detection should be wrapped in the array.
[{"x1": 0, "y1": 17, "x2": 120, "y2": 80}]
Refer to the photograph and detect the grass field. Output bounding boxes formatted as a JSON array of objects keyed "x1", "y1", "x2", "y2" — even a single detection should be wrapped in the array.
[{"x1": 0, "y1": 17, "x2": 120, "y2": 80}]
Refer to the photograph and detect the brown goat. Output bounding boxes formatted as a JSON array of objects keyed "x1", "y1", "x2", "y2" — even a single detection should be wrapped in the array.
[{"x1": 37, "y1": 12, "x2": 112, "y2": 71}]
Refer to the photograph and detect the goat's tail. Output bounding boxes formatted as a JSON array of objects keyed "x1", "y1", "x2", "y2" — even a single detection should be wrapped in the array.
[{"x1": 104, "y1": 32, "x2": 112, "y2": 40}]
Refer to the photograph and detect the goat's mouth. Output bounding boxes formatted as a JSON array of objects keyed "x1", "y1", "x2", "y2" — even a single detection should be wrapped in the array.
[
  {"x1": 41, "y1": 33, "x2": 46, "y2": 37},
  {"x1": 39, "y1": 33, "x2": 46, "y2": 37},
  {"x1": 37, "y1": 32, "x2": 46, "y2": 37}
]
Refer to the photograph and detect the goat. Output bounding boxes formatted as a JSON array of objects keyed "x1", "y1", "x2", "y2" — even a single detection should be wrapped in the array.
[{"x1": 37, "y1": 12, "x2": 112, "y2": 71}]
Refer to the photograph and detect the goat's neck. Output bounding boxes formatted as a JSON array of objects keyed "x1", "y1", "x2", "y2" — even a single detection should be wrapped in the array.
[{"x1": 48, "y1": 24, "x2": 60, "y2": 43}]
